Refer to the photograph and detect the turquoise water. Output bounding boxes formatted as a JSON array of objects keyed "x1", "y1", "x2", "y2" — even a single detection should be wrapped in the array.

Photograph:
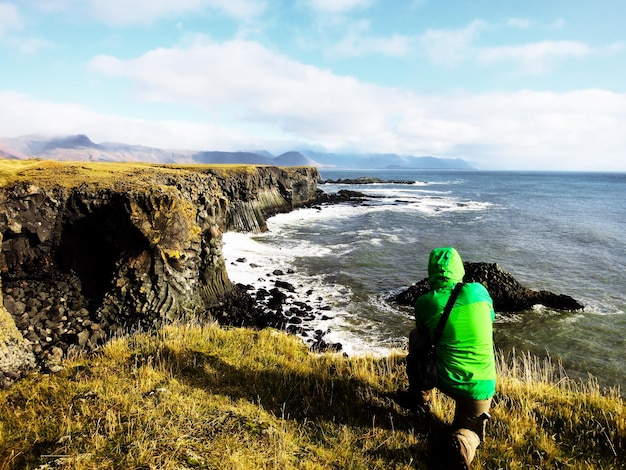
[{"x1": 224, "y1": 170, "x2": 626, "y2": 393}]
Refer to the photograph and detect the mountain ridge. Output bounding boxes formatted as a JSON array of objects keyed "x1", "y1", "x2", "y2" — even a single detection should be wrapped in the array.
[{"x1": 0, "y1": 134, "x2": 474, "y2": 169}]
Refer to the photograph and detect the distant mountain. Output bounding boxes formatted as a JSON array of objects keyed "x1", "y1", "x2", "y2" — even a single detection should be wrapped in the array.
[
  {"x1": 194, "y1": 151, "x2": 274, "y2": 165},
  {"x1": 2, "y1": 134, "x2": 190, "y2": 163},
  {"x1": 0, "y1": 140, "x2": 23, "y2": 159},
  {"x1": 299, "y1": 150, "x2": 472, "y2": 169},
  {"x1": 273, "y1": 151, "x2": 313, "y2": 166},
  {"x1": 6, "y1": 134, "x2": 99, "y2": 155},
  {"x1": 0, "y1": 134, "x2": 473, "y2": 169},
  {"x1": 191, "y1": 150, "x2": 317, "y2": 166}
]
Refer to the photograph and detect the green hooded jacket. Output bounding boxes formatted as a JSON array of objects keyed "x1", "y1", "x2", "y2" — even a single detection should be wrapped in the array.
[{"x1": 414, "y1": 247, "x2": 496, "y2": 400}]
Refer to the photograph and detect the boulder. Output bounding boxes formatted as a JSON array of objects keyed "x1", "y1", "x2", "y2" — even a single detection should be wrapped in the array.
[{"x1": 0, "y1": 272, "x2": 36, "y2": 388}]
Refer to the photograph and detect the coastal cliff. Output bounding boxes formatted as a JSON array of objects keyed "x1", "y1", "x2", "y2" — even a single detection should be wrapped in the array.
[{"x1": 0, "y1": 161, "x2": 321, "y2": 386}]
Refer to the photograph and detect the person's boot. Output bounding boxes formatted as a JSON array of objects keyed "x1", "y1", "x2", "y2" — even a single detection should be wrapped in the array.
[
  {"x1": 394, "y1": 389, "x2": 431, "y2": 414},
  {"x1": 439, "y1": 429, "x2": 479, "y2": 469},
  {"x1": 439, "y1": 433, "x2": 468, "y2": 470},
  {"x1": 394, "y1": 389, "x2": 433, "y2": 434}
]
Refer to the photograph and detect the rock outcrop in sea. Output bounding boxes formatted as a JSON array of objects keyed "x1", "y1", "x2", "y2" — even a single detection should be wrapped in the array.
[{"x1": 394, "y1": 262, "x2": 584, "y2": 312}]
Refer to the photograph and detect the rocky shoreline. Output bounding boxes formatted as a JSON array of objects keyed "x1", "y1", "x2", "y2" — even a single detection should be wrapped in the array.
[
  {"x1": 216, "y1": 258, "x2": 584, "y2": 358},
  {"x1": 227, "y1": 264, "x2": 344, "y2": 354},
  {"x1": 0, "y1": 168, "x2": 584, "y2": 387}
]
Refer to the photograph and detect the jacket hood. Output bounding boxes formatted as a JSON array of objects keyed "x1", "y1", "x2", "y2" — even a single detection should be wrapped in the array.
[{"x1": 428, "y1": 247, "x2": 465, "y2": 287}]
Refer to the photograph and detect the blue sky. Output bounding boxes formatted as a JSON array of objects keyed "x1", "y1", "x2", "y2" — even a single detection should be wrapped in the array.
[{"x1": 1, "y1": 0, "x2": 625, "y2": 170}]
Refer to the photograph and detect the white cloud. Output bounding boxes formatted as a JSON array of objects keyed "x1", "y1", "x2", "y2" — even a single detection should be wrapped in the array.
[
  {"x1": 23, "y1": 0, "x2": 74, "y2": 11},
  {"x1": 2, "y1": 82, "x2": 626, "y2": 170},
  {"x1": 0, "y1": 91, "x2": 260, "y2": 150},
  {"x1": 207, "y1": 0, "x2": 267, "y2": 19},
  {"x1": 0, "y1": 3, "x2": 54, "y2": 54},
  {"x1": 7, "y1": 35, "x2": 53, "y2": 54},
  {"x1": 420, "y1": 20, "x2": 621, "y2": 75},
  {"x1": 420, "y1": 20, "x2": 488, "y2": 66},
  {"x1": 506, "y1": 17, "x2": 532, "y2": 30},
  {"x1": 88, "y1": 0, "x2": 267, "y2": 24},
  {"x1": 24, "y1": 0, "x2": 267, "y2": 25},
  {"x1": 548, "y1": 18, "x2": 566, "y2": 29},
  {"x1": 0, "y1": 3, "x2": 22, "y2": 35},
  {"x1": 479, "y1": 40, "x2": 591, "y2": 73},
  {"x1": 409, "y1": 0, "x2": 427, "y2": 9},
  {"x1": 84, "y1": 39, "x2": 626, "y2": 170},
  {"x1": 305, "y1": 0, "x2": 372, "y2": 14},
  {"x1": 412, "y1": 89, "x2": 626, "y2": 170},
  {"x1": 326, "y1": 19, "x2": 413, "y2": 57},
  {"x1": 3, "y1": 36, "x2": 626, "y2": 170},
  {"x1": 88, "y1": 37, "x2": 392, "y2": 140},
  {"x1": 601, "y1": 41, "x2": 626, "y2": 55}
]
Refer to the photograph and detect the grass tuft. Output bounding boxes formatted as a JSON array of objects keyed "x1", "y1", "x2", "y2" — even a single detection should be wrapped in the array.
[{"x1": 0, "y1": 323, "x2": 623, "y2": 469}]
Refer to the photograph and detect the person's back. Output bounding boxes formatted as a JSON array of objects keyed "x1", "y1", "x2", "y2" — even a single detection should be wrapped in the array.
[
  {"x1": 400, "y1": 247, "x2": 496, "y2": 469},
  {"x1": 415, "y1": 262, "x2": 496, "y2": 401}
]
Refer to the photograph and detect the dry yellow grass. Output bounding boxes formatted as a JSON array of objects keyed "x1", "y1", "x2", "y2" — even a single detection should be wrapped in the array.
[
  {"x1": 0, "y1": 323, "x2": 623, "y2": 470},
  {"x1": 0, "y1": 158, "x2": 311, "y2": 191}
]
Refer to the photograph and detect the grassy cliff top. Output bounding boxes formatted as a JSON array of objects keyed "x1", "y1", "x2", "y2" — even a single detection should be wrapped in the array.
[
  {"x1": 0, "y1": 159, "x2": 311, "y2": 190},
  {"x1": 0, "y1": 323, "x2": 623, "y2": 470}
]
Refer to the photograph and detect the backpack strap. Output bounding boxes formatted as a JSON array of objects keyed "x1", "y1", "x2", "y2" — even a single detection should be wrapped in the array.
[{"x1": 432, "y1": 282, "x2": 464, "y2": 346}]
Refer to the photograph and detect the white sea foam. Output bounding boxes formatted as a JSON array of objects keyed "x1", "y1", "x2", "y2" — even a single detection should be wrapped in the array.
[
  {"x1": 495, "y1": 314, "x2": 524, "y2": 324},
  {"x1": 223, "y1": 228, "x2": 408, "y2": 356},
  {"x1": 577, "y1": 296, "x2": 625, "y2": 316},
  {"x1": 222, "y1": 183, "x2": 495, "y2": 356}
]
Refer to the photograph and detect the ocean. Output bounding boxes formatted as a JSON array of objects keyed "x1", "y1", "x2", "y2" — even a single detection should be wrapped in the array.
[{"x1": 223, "y1": 169, "x2": 626, "y2": 394}]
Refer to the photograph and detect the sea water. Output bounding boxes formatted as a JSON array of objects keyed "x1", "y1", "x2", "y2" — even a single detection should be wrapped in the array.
[{"x1": 223, "y1": 169, "x2": 626, "y2": 393}]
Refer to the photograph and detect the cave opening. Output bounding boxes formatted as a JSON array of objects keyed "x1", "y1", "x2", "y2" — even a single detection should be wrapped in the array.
[{"x1": 56, "y1": 201, "x2": 150, "y2": 308}]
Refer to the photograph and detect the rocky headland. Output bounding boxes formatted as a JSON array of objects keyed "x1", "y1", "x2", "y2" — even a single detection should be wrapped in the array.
[{"x1": 0, "y1": 161, "x2": 325, "y2": 386}]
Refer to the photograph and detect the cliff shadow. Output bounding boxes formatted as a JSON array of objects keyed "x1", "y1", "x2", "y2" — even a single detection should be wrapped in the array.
[
  {"x1": 55, "y1": 199, "x2": 150, "y2": 309},
  {"x1": 126, "y1": 344, "x2": 455, "y2": 468},
  {"x1": 139, "y1": 345, "x2": 425, "y2": 430}
]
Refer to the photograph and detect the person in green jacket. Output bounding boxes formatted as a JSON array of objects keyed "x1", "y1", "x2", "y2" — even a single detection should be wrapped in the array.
[{"x1": 397, "y1": 247, "x2": 496, "y2": 469}]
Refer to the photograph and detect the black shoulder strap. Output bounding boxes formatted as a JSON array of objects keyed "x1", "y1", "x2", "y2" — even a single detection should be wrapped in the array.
[{"x1": 432, "y1": 282, "x2": 464, "y2": 346}]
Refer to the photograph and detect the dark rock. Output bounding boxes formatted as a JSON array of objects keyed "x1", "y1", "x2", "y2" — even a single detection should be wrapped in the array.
[
  {"x1": 321, "y1": 177, "x2": 416, "y2": 185},
  {"x1": 394, "y1": 262, "x2": 584, "y2": 312},
  {"x1": 255, "y1": 288, "x2": 269, "y2": 299},
  {"x1": 310, "y1": 339, "x2": 343, "y2": 353},
  {"x1": 293, "y1": 301, "x2": 312, "y2": 311},
  {"x1": 304, "y1": 189, "x2": 369, "y2": 206},
  {"x1": 275, "y1": 280, "x2": 296, "y2": 292},
  {"x1": 268, "y1": 287, "x2": 287, "y2": 304},
  {"x1": 286, "y1": 325, "x2": 306, "y2": 335}
]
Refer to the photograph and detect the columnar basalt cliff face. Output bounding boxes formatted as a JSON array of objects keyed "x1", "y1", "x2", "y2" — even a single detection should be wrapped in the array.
[
  {"x1": 0, "y1": 162, "x2": 321, "y2": 386},
  {"x1": 209, "y1": 165, "x2": 321, "y2": 232}
]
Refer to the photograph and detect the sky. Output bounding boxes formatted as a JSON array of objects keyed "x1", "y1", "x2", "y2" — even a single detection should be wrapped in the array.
[{"x1": 1, "y1": 0, "x2": 625, "y2": 170}]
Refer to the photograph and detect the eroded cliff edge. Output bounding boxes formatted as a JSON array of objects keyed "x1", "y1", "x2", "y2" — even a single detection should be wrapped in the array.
[{"x1": 0, "y1": 161, "x2": 321, "y2": 386}]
